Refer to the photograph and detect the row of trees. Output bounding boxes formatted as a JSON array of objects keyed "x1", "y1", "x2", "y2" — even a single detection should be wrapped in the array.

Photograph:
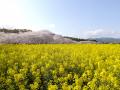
[
  {"x1": 64, "y1": 36, "x2": 97, "y2": 42},
  {"x1": 0, "y1": 28, "x2": 32, "y2": 33}
]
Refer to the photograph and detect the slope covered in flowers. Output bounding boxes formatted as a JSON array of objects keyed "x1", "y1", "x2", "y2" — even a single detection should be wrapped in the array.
[{"x1": 0, "y1": 44, "x2": 120, "y2": 90}]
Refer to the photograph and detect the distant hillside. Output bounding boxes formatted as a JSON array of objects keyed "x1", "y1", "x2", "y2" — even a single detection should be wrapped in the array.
[
  {"x1": 0, "y1": 30, "x2": 77, "y2": 44},
  {"x1": 2, "y1": 28, "x2": 119, "y2": 44}
]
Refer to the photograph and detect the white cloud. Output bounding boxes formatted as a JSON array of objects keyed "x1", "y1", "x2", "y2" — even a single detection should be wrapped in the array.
[{"x1": 86, "y1": 29, "x2": 104, "y2": 36}]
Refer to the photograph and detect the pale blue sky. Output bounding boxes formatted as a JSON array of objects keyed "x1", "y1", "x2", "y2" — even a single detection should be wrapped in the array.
[{"x1": 0, "y1": 0, "x2": 120, "y2": 38}]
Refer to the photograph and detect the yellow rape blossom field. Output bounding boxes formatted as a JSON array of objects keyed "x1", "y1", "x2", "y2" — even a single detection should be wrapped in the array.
[{"x1": 0, "y1": 44, "x2": 120, "y2": 90}]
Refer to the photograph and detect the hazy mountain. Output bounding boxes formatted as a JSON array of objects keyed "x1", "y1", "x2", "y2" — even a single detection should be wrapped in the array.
[{"x1": 90, "y1": 37, "x2": 120, "y2": 43}]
